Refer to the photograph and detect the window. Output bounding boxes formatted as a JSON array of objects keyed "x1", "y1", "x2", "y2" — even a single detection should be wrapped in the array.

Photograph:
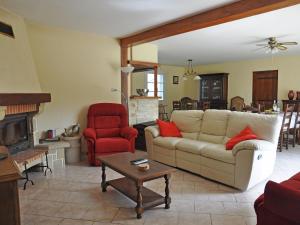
[{"x1": 147, "y1": 73, "x2": 164, "y2": 100}]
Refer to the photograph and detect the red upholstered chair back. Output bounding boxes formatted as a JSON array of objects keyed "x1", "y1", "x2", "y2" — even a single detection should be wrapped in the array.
[{"x1": 87, "y1": 103, "x2": 128, "y2": 138}]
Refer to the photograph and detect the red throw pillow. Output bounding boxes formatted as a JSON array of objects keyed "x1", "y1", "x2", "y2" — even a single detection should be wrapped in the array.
[
  {"x1": 226, "y1": 126, "x2": 258, "y2": 150},
  {"x1": 156, "y1": 119, "x2": 182, "y2": 137}
]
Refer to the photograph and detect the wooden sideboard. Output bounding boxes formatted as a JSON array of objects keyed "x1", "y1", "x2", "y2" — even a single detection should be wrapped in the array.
[{"x1": 0, "y1": 146, "x2": 22, "y2": 225}]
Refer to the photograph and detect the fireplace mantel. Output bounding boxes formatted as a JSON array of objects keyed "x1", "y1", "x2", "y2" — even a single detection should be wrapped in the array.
[
  {"x1": 0, "y1": 93, "x2": 51, "y2": 121},
  {"x1": 0, "y1": 93, "x2": 51, "y2": 106}
]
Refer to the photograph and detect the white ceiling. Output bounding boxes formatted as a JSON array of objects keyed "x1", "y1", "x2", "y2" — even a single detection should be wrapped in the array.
[
  {"x1": 0, "y1": 0, "x2": 236, "y2": 37},
  {"x1": 153, "y1": 4, "x2": 300, "y2": 65},
  {"x1": 1, "y1": 0, "x2": 300, "y2": 65}
]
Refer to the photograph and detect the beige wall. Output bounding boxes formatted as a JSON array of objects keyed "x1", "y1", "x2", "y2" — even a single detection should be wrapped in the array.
[
  {"x1": 26, "y1": 22, "x2": 121, "y2": 134},
  {"x1": 0, "y1": 8, "x2": 41, "y2": 92},
  {"x1": 131, "y1": 43, "x2": 158, "y2": 63},
  {"x1": 128, "y1": 43, "x2": 158, "y2": 96},
  {"x1": 160, "y1": 65, "x2": 185, "y2": 115},
  {"x1": 192, "y1": 55, "x2": 300, "y2": 106},
  {"x1": 131, "y1": 72, "x2": 147, "y2": 96},
  {"x1": 0, "y1": 7, "x2": 159, "y2": 136}
]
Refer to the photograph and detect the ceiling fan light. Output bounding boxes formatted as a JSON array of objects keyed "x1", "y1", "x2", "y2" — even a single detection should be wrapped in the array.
[
  {"x1": 193, "y1": 75, "x2": 200, "y2": 80},
  {"x1": 271, "y1": 48, "x2": 278, "y2": 54},
  {"x1": 265, "y1": 48, "x2": 271, "y2": 54},
  {"x1": 183, "y1": 76, "x2": 188, "y2": 81}
]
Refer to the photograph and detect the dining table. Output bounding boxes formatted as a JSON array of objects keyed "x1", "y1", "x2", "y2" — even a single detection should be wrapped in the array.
[{"x1": 261, "y1": 111, "x2": 296, "y2": 128}]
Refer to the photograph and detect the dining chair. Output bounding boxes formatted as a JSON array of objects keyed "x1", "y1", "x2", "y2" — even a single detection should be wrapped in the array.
[
  {"x1": 230, "y1": 96, "x2": 245, "y2": 111},
  {"x1": 291, "y1": 104, "x2": 300, "y2": 147},
  {"x1": 279, "y1": 104, "x2": 295, "y2": 152},
  {"x1": 172, "y1": 101, "x2": 181, "y2": 111},
  {"x1": 159, "y1": 104, "x2": 169, "y2": 121},
  {"x1": 202, "y1": 101, "x2": 210, "y2": 111},
  {"x1": 180, "y1": 97, "x2": 192, "y2": 110}
]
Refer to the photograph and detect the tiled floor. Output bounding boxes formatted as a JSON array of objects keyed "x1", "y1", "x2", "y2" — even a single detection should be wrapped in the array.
[{"x1": 19, "y1": 148, "x2": 300, "y2": 225}]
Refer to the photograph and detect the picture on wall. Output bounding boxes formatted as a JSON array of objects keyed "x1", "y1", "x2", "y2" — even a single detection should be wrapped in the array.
[{"x1": 173, "y1": 76, "x2": 179, "y2": 84}]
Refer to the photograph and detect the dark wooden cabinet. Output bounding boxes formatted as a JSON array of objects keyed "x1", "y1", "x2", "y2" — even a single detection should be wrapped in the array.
[
  {"x1": 199, "y1": 73, "x2": 228, "y2": 109},
  {"x1": 133, "y1": 121, "x2": 156, "y2": 151},
  {"x1": 0, "y1": 146, "x2": 21, "y2": 225}
]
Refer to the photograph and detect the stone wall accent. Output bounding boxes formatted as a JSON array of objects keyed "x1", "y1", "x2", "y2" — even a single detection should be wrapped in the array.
[{"x1": 129, "y1": 99, "x2": 158, "y2": 125}]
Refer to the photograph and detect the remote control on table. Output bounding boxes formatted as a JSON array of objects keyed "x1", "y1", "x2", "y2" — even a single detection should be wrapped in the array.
[{"x1": 130, "y1": 158, "x2": 148, "y2": 165}]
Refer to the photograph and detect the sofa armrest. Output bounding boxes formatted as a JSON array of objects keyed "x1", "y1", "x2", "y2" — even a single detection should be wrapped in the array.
[
  {"x1": 145, "y1": 125, "x2": 160, "y2": 138},
  {"x1": 264, "y1": 181, "x2": 300, "y2": 223},
  {"x1": 83, "y1": 128, "x2": 96, "y2": 142},
  {"x1": 232, "y1": 139, "x2": 275, "y2": 156},
  {"x1": 120, "y1": 127, "x2": 138, "y2": 140}
]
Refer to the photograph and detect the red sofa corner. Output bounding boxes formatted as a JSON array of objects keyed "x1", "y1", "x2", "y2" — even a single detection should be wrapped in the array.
[{"x1": 255, "y1": 172, "x2": 300, "y2": 225}]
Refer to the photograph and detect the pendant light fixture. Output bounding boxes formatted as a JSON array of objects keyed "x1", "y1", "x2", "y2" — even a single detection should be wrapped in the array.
[
  {"x1": 121, "y1": 64, "x2": 134, "y2": 73},
  {"x1": 182, "y1": 59, "x2": 200, "y2": 81},
  {"x1": 121, "y1": 47, "x2": 135, "y2": 74}
]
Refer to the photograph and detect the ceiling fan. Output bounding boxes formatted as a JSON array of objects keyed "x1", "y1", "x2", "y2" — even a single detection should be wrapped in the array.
[{"x1": 256, "y1": 37, "x2": 298, "y2": 53}]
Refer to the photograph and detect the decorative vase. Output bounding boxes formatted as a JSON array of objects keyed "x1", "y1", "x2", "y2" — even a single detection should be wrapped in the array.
[
  {"x1": 297, "y1": 91, "x2": 300, "y2": 100},
  {"x1": 288, "y1": 90, "x2": 294, "y2": 100}
]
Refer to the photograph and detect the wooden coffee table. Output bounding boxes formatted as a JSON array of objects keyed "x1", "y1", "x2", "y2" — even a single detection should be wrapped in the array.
[{"x1": 97, "y1": 152, "x2": 176, "y2": 219}]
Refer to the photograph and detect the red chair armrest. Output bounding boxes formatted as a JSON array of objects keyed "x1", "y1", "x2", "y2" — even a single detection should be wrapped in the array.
[
  {"x1": 120, "y1": 127, "x2": 138, "y2": 140},
  {"x1": 83, "y1": 128, "x2": 96, "y2": 141},
  {"x1": 264, "y1": 180, "x2": 300, "y2": 223},
  {"x1": 254, "y1": 194, "x2": 264, "y2": 213}
]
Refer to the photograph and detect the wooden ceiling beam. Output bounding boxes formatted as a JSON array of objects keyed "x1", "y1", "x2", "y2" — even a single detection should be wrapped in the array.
[
  {"x1": 129, "y1": 60, "x2": 159, "y2": 68},
  {"x1": 120, "y1": 0, "x2": 300, "y2": 47}
]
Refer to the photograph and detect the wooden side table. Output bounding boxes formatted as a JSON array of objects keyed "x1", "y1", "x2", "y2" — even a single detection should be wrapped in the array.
[{"x1": 35, "y1": 141, "x2": 70, "y2": 168}]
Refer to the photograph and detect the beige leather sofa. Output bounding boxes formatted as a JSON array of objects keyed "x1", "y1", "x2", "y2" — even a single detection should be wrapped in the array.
[{"x1": 145, "y1": 110, "x2": 282, "y2": 191}]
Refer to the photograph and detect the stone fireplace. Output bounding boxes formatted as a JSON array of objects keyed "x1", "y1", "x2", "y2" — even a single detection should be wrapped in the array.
[{"x1": 0, "y1": 93, "x2": 51, "y2": 155}]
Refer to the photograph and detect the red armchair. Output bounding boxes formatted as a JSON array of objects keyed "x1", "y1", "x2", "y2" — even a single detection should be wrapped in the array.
[
  {"x1": 83, "y1": 103, "x2": 138, "y2": 166},
  {"x1": 255, "y1": 172, "x2": 300, "y2": 225}
]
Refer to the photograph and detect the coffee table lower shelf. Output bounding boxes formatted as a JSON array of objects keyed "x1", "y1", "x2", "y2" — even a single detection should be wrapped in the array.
[{"x1": 107, "y1": 177, "x2": 166, "y2": 210}]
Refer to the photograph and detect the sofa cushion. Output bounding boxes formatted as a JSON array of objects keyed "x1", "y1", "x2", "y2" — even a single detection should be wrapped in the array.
[
  {"x1": 198, "y1": 110, "x2": 231, "y2": 144},
  {"x1": 181, "y1": 132, "x2": 198, "y2": 140},
  {"x1": 153, "y1": 137, "x2": 182, "y2": 150},
  {"x1": 94, "y1": 115, "x2": 122, "y2": 138},
  {"x1": 171, "y1": 110, "x2": 204, "y2": 133},
  {"x1": 226, "y1": 126, "x2": 258, "y2": 150},
  {"x1": 201, "y1": 143, "x2": 235, "y2": 164},
  {"x1": 200, "y1": 110, "x2": 231, "y2": 136},
  {"x1": 198, "y1": 133, "x2": 225, "y2": 144},
  {"x1": 175, "y1": 139, "x2": 209, "y2": 155},
  {"x1": 156, "y1": 119, "x2": 182, "y2": 137},
  {"x1": 226, "y1": 111, "x2": 282, "y2": 144},
  {"x1": 95, "y1": 137, "x2": 130, "y2": 153}
]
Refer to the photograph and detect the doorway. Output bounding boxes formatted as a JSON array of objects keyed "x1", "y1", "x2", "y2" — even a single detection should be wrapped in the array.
[{"x1": 252, "y1": 70, "x2": 278, "y2": 109}]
